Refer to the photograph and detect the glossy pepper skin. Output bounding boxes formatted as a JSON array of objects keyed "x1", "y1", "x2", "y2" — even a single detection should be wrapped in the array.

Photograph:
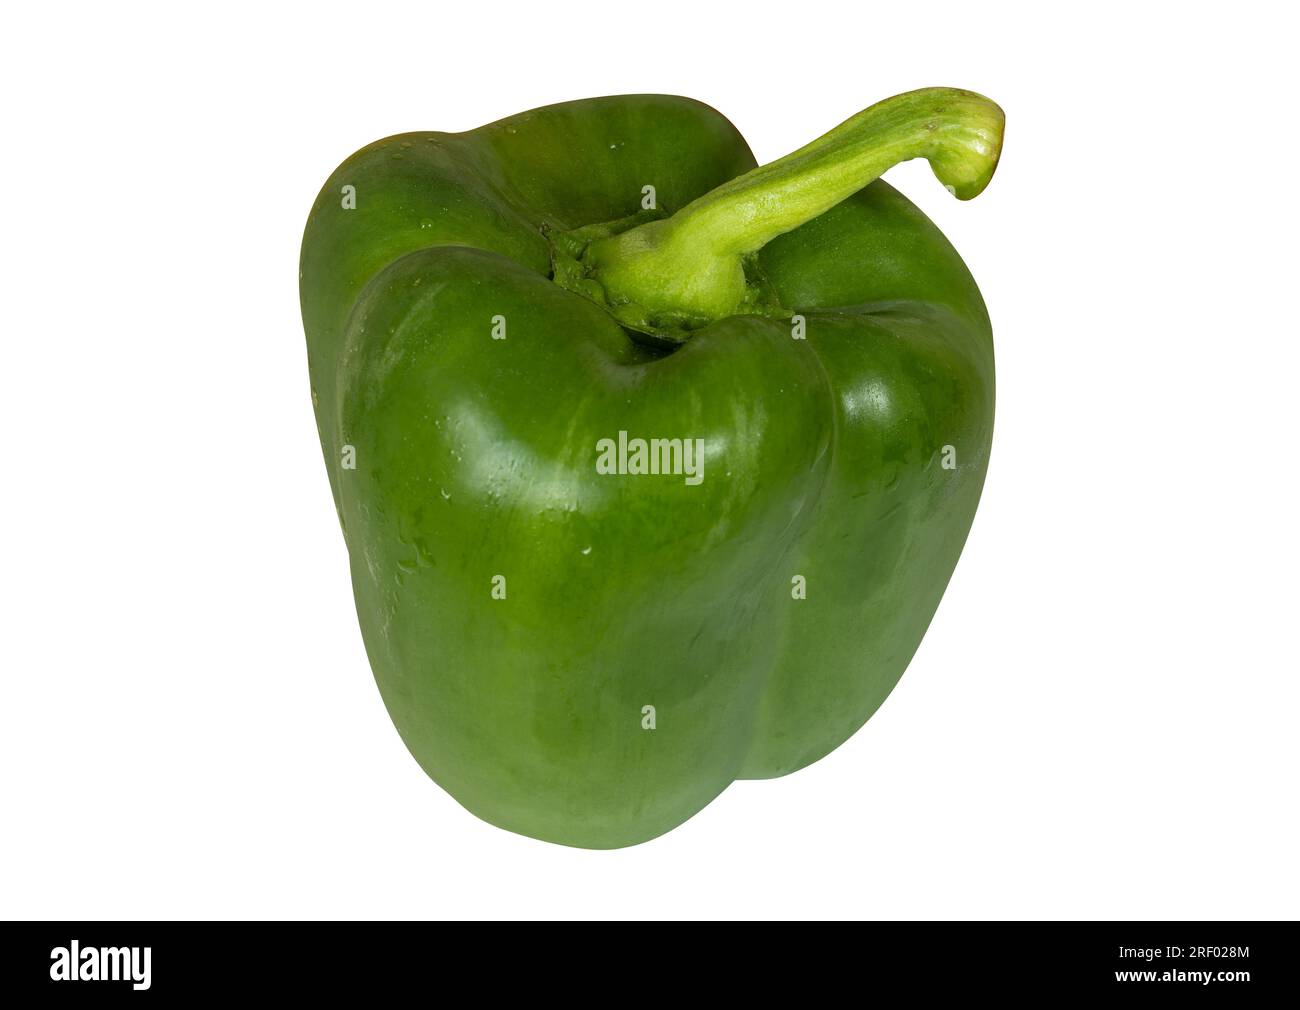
[{"x1": 300, "y1": 89, "x2": 1003, "y2": 848}]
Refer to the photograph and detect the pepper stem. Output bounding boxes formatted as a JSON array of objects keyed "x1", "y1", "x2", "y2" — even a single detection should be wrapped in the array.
[{"x1": 582, "y1": 87, "x2": 1004, "y2": 331}]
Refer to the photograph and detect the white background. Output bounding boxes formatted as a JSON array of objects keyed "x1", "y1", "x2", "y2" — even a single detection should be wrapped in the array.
[{"x1": 3, "y1": 2, "x2": 1296, "y2": 920}]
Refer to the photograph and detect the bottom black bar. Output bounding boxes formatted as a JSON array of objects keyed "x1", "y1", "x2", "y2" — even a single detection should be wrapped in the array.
[{"x1": 0, "y1": 921, "x2": 1290, "y2": 998}]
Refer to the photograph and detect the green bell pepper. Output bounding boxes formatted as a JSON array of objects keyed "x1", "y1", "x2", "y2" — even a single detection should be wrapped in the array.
[{"x1": 300, "y1": 87, "x2": 1003, "y2": 848}]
